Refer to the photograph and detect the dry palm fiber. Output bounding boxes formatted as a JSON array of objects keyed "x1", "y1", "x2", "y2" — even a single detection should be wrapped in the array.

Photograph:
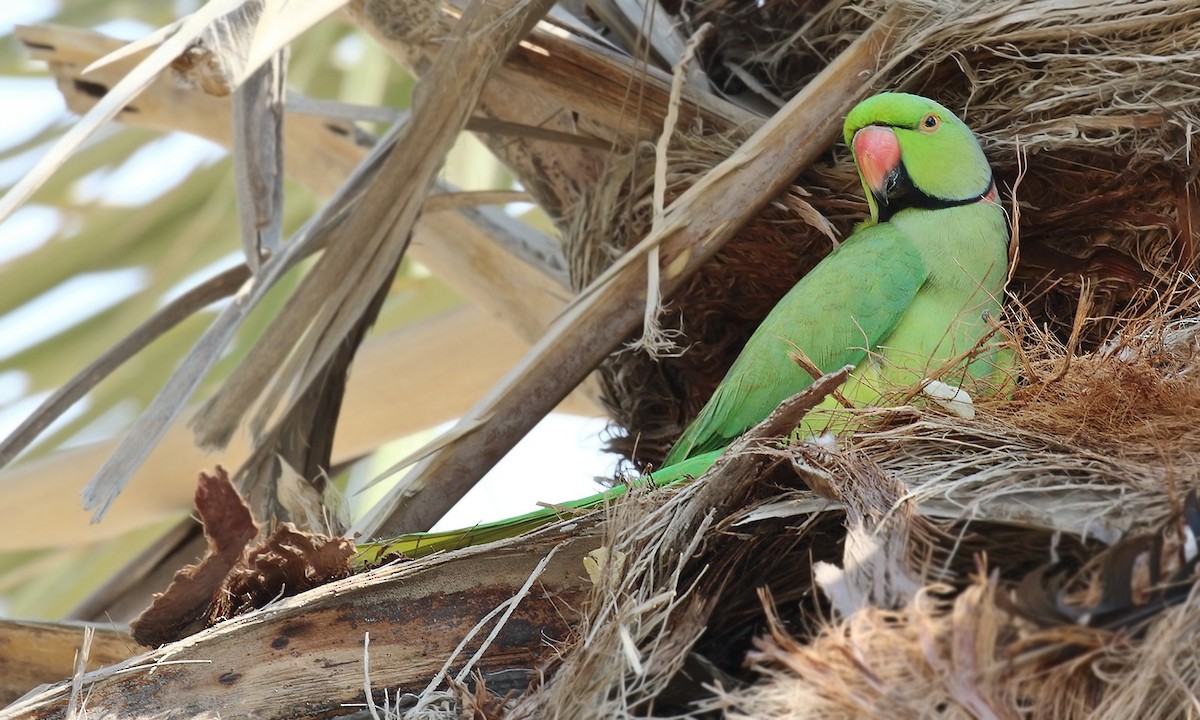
[
  {"x1": 565, "y1": 0, "x2": 1200, "y2": 468},
  {"x1": 857, "y1": 294, "x2": 1200, "y2": 543},
  {"x1": 505, "y1": 372, "x2": 861, "y2": 719},
  {"x1": 716, "y1": 530, "x2": 1200, "y2": 719},
  {"x1": 712, "y1": 577, "x2": 1121, "y2": 720}
]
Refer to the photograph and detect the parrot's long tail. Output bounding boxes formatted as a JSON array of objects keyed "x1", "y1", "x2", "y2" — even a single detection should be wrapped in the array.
[{"x1": 353, "y1": 449, "x2": 722, "y2": 567}]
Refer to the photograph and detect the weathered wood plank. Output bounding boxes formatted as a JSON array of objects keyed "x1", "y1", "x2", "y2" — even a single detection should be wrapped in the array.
[
  {"x1": 0, "y1": 621, "x2": 136, "y2": 707},
  {"x1": 1, "y1": 527, "x2": 596, "y2": 719}
]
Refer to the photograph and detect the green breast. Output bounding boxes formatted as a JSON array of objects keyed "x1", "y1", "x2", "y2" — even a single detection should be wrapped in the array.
[
  {"x1": 881, "y1": 201, "x2": 1009, "y2": 384},
  {"x1": 803, "y1": 201, "x2": 1010, "y2": 433}
]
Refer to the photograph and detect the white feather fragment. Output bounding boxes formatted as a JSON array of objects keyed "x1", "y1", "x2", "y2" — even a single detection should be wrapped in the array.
[
  {"x1": 1184, "y1": 525, "x2": 1198, "y2": 563},
  {"x1": 920, "y1": 378, "x2": 976, "y2": 419},
  {"x1": 618, "y1": 625, "x2": 644, "y2": 675}
]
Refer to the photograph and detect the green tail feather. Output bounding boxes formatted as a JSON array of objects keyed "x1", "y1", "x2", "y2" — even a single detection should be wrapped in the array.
[{"x1": 353, "y1": 449, "x2": 722, "y2": 566}]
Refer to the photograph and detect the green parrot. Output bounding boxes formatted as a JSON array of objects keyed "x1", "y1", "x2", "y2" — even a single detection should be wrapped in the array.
[
  {"x1": 357, "y1": 92, "x2": 1009, "y2": 563},
  {"x1": 663, "y1": 92, "x2": 1010, "y2": 466}
]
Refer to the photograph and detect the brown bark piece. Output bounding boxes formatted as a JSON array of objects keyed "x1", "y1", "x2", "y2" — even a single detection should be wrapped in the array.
[
  {"x1": 215, "y1": 525, "x2": 353, "y2": 621},
  {"x1": 131, "y1": 467, "x2": 258, "y2": 646},
  {"x1": 131, "y1": 468, "x2": 352, "y2": 647}
]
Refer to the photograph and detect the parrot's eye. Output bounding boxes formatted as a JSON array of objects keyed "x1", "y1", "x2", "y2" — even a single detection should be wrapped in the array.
[{"x1": 920, "y1": 113, "x2": 941, "y2": 133}]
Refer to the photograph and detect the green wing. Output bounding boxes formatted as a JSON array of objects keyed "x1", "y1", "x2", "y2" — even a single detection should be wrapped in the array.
[{"x1": 663, "y1": 223, "x2": 928, "y2": 465}]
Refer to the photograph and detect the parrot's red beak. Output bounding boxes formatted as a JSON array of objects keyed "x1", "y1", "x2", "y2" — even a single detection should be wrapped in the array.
[{"x1": 852, "y1": 125, "x2": 902, "y2": 203}]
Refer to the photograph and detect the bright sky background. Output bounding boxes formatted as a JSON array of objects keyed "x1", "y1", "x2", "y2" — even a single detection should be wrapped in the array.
[{"x1": 0, "y1": 3, "x2": 622, "y2": 536}]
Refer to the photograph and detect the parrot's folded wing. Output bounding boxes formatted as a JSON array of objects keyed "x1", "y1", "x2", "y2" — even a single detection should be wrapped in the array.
[{"x1": 665, "y1": 224, "x2": 927, "y2": 464}]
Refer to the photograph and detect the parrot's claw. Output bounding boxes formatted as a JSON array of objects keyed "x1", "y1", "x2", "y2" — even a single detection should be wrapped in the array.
[{"x1": 920, "y1": 379, "x2": 975, "y2": 419}]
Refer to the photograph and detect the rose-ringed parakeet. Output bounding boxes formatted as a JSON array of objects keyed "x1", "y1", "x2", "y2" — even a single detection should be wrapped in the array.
[
  {"x1": 358, "y1": 92, "x2": 1008, "y2": 561},
  {"x1": 663, "y1": 92, "x2": 1010, "y2": 466}
]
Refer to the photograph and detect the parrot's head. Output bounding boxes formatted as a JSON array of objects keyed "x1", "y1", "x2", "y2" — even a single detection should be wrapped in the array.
[{"x1": 843, "y1": 93, "x2": 995, "y2": 223}]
